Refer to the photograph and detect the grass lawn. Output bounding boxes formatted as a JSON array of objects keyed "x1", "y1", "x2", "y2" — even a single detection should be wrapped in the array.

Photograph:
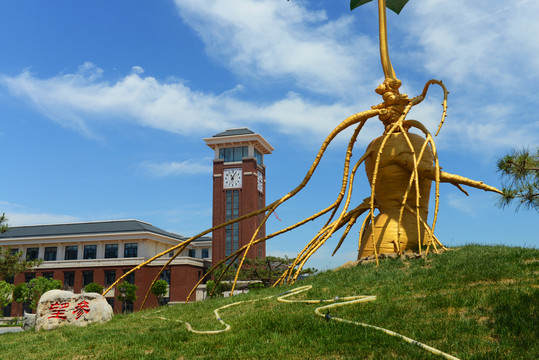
[{"x1": 0, "y1": 245, "x2": 537, "y2": 360}]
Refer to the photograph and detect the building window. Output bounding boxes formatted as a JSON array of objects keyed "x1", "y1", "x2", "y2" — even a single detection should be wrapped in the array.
[
  {"x1": 64, "y1": 246, "x2": 78, "y2": 260},
  {"x1": 159, "y1": 297, "x2": 169, "y2": 306},
  {"x1": 124, "y1": 243, "x2": 138, "y2": 258},
  {"x1": 42, "y1": 272, "x2": 54, "y2": 280},
  {"x1": 25, "y1": 273, "x2": 35, "y2": 283},
  {"x1": 104, "y1": 270, "x2": 116, "y2": 287},
  {"x1": 105, "y1": 244, "x2": 118, "y2": 259},
  {"x1": 219, "y1": 146, "x2": 248, "y2": 163},
  {"x1": 3, "y1": 303, "x2": 12, "y2": 317},
  {"x1": 123, "y1": 269, "x2": 135, "y2": 285},
  {"x1": 188, "y1": 249, "x2": 196, "y2": 258},
  {"x1": 225, "y1": 189, "x2": 240, "y2": 256},
  {"x1": 44, "y1": 247, "x2": 57, "y2": 261},
  {"x1": 64, "y1": 272, "x2": 75, "y2": 288},
  {"x1": 26, "y1": 247, "x2": 39, "y2": 261},
  {"x1": 258, "y1": 192, "x2": 265, "y2": 258},
  {"x1": 202, "y1": 248, "x2": 209, "y2": 258},
  {"x1": 9, "y1": 248, "x2": 19, "y2": 256},
  {"x1": 255, "y1": 148, "x2": 263, "y2": 165},
  {"x1": 122, "y1": 301, "x2": 133, "y2": 314},
  {"x1": 160, "y1": 269, "x2": 171, "y2": 285},
  {"x1": 83, "y1": 245, "x2": 97, "y2": 259},
  {"x1": 106, "y1": 297, "x2": 114, "y2": 308},
  {"x1": 82, "y1": 271, "x2": 93, "y2": 287}
]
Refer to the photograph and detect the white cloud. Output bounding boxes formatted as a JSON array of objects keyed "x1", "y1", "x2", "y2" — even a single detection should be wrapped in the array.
[
  {"x1": 0, "y1": 64, "x2": 378, "y2": 143},
  {"x1": 0, "y1": 0, "x2": 537, "y2": 156},
  {"x1": 4, "y1": 212, "x2": 80, "y2": 226},
  {"x1": 395, "y1": 0, "x2": 539, "y2": 155},
  {"x1": 140, "y1": 159, "x2": 212, "y2": 177},
  {"x1": 446, "y1": 193, "x2": 476, "y2": 216},
  {"x1": 173, "y1": 0, "x2": 378, "y2": 98},
  {"x1": 407, "y1": 0, "x2": 539, "y2": 89},
  {"x1": 0, "y1": 201, "x2": 80, "y2": 226}
]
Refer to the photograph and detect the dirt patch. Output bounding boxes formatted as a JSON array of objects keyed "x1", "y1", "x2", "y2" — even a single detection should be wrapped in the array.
[{"x1": 469, "y1": 278, "x2": 517, "y2": 287}]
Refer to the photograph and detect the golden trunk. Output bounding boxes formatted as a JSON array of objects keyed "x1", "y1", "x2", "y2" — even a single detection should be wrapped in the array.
[{"x1": 359, "y1": 132, "x2": 433, "y2": 257}]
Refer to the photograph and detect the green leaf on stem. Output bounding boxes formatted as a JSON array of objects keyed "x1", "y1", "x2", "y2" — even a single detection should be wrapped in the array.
[{"x1": 351, "y1": 0, "x2": 410, "y2": 14}]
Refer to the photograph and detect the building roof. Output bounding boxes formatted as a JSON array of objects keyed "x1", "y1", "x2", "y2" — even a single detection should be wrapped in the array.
[
  {"x1": 212, "y1": 128, "x2": 255, "y2": 137},
  {"x1": 0, "y1": 219, "x2": 211, "y2": 243}
]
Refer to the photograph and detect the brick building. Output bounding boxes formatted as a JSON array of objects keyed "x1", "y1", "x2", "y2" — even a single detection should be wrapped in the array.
[
  {"x1": 0, "y1": 128, "x2": 272, "y2": 316},
  {"x1": 0, "y1": 220, "x2": 211, "y2": 316}
]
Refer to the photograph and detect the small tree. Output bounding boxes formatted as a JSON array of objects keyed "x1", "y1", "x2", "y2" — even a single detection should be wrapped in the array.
[
  {"x1": 116, "y1": 282, "x2": 137, "y2": 313},
  {"x1": 15, "y1": 277, "x2": 63, "y2": 311},
  {"x1": 0, "y1": 213, "x2": 8, "y2": 233},
  {"x1": 496, "y1": 148, "x2": 539, "y2": 211},
  {"x1": 215, "y1": 256, "x2": 317, "y2": 288},
  {"x1": 0, "y1": 248, "x2": 42, "y2": 282},
  {"x1": 12, "y1": 283, "x2": 29, "y2": 306},
  {"x1": 150, "y1": 280, "x2": 168, "y2": 305},
  {"x1": 0, "y1": 280, "x2": 14, "y2": 316},
  {"x1": 84, "y1": 282, "x2": 104, "y2": 294}
]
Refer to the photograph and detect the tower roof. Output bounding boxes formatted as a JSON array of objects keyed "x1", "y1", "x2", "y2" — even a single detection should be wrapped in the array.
[
  {"x1": 203, "y1": 128, "x2": 274, "y2": 154},
  {"x1": 212, "y1": 128, "x2": 254, "y2": 137}
]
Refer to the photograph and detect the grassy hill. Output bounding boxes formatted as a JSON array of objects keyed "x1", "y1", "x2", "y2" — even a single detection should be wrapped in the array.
[{"x1": 1, "y1": 245, "x2": 537, "y2": 360}]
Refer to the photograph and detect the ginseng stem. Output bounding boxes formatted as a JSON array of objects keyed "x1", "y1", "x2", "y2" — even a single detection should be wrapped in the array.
[{"x1": 378, "y1": 0, "x2": 396, "y2": 80}]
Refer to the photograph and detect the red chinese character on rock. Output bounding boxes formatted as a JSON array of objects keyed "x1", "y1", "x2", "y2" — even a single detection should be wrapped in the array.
[
  {"x1": 73, "y1": 300, "x2": 90, "y2": 320},
  {"x1": 48, "y1": 302, "x2": 69, "y2": 320}
]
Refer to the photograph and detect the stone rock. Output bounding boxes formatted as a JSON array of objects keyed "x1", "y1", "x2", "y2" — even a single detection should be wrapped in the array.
[
  {"x1": 23, "y1": 311, "x2": 36, "y2": 330},
  {"x1": 35, "y1": 290, "x2": 113, "y2": 331}
]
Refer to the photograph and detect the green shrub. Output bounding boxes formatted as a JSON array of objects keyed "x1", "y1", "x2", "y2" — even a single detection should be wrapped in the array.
[
  {"x1": 205, "y1": 280, "x2": 232, "y2": 298},
  {"x1": 84, "y1": 282, "x2": 104, "y2": 294},
  {"x1": 150, "y1": 280, "x2": 168, "y2": 302}
]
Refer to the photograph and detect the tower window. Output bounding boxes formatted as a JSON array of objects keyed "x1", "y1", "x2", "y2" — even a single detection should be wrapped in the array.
[
  {"x1": 254, "y1": 149, "x2": 263, "y2": 165},
  {"x1": 219, "y1": 146, "x2": 248, "y2": 162},
  {"x1": 225, "y1": 189, "x2": 240, "y2": 256}
]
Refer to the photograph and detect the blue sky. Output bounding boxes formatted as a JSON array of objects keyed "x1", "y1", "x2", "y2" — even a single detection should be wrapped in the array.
[{"x1": 0, "y1": 0, "x2": 537, "y2": 270}]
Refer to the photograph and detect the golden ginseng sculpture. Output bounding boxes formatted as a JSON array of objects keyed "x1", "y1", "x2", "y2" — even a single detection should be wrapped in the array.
[{"x1": 103, "y1": 0, "x2": 502, "y2": 304}]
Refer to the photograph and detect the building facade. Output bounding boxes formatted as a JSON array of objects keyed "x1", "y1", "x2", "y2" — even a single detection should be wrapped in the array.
[
  {"x1": 204, "y1": 128, "x2": 274, "y2": 266},
  {"x1": 0, "y1": 128, "x2": 271, "y2": 316},
  {"x1": 0, "y1": 220, "x2": 211, "y2": 316}
]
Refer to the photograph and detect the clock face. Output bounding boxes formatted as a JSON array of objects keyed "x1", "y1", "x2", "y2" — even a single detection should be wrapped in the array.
[
  {"x1": 223, "y1": 168, "x2": 242, "y2": 189},
  {"x1": 257, "y1": 171, "x2": 264, "y2": 193}
]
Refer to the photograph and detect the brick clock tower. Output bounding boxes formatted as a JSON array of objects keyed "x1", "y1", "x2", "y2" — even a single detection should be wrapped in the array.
[{"x1": 204, "y1": 128, "x2": 274, "y2": 266}]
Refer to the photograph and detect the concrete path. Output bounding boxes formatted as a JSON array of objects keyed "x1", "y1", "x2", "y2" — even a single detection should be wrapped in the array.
[{"x1": 0, "y1": 327, "x2": 24, "y2": 334}]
